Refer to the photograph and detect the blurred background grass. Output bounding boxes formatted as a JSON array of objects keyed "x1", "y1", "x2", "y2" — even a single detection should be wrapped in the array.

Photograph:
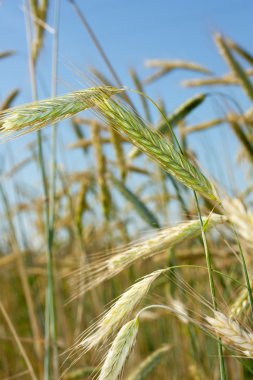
[{"x1": 1, "y1": 1, "x2": 253, "y2": 379}]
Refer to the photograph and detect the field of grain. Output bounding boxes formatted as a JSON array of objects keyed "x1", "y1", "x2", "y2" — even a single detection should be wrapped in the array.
[{"x1": 1, "y1": 2, "x2": 253, "y2": 379}]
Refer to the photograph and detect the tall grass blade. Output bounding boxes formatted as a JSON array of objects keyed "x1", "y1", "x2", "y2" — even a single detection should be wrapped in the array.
[{"x1": 110, "y1": 174, "x2": 160, "y2": 229}]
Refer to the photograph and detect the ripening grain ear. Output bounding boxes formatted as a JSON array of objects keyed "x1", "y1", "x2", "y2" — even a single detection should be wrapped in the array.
[
  {"x1": 144, "y1": 59, "x2": 211, "y2": 84},
  {"x1": 0, "y1": 86, "x2": 123, "y2": 141},
  {"x1": 78, "y1": 270, "x2": 164, "y2": 354},
  {"x1": 206, "y1": 311, "x2": 253, "y2": 357},
  {"x1": 93, "y1": 97, "x2": 219, "y2": 202},
  {"x1": 99, "y1": 318, "x2": 139, "y2": 380},
  {"x1": 129, "y1": 93, "x2": 207, "y2": 159},
  {"x1": 68, "y1": 213, "x2": 226, "y2": 298}
]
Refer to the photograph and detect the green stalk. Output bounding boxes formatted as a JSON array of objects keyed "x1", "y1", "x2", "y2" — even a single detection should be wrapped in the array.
[
  {"x1": 193, "y1": 192, "x2": 226, "y2": 380},
  {"x1": 169, "y1": 101, "x2": 226, "y2": 377},
  {"x1": 26, "y1": 0, "x2": 59, "y2": 377},
  {"x1": 132, "y1": 89, "x2": 227, "y2": 379},
  {"x1": 47, "y1": 1, "x2": 60, "y2": 376},
  {"x1": 25, "y1": 2, "x2": 50, "y2": 372}
]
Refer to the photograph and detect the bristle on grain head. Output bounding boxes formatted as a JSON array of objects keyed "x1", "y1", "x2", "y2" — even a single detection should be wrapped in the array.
[{"x1": 0, "y1": 86, "x2": 123, "y2": 141}]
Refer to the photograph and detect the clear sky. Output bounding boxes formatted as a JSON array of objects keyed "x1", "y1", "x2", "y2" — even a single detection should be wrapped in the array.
[
  {"x1": 0, "y1": 0, "x2": 252, "y2": 193},
  {"x1": 1, "y1": 1, "x2": 253, "y2": 98}
]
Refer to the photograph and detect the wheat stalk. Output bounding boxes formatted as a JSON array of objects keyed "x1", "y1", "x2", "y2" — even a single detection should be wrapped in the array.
[
  {"x1": 129, "y1": 93, "x2": 207, "y2": 159},
  {"x1": 182, "y1": 69, "x2": 253, "y2": 88},
  {"x1": 75, "y1": 182, "x2": 89, "y2": 237},
  {"x1": 68, "y1": 137, "x2": 112, "y2": 149},
  {"x1": 206, "y1": 311, "x2": 253, "y2": 357},
  {"x1": 93, "y1": 97, "x2": 218, "y2": 202},
  {"x1": 77, "y1": 269, "x2": 164, "y2": 353},
  {"x1": 0, "y1": 86, "x2": 122, "y2": 140},
  {"x1": 107, "y1": 124, "x2": 127, "y2": 180},
  {"x1": 91, "y1": 121, "x2": 111, "y2": 219},
  {"x1": 182, "y1": 118, "x2": 225, "y2": 136},
  {"x1": 214, "y1": 33, "x2": 253, "y2": 100},
  {"x1": 145, "y1": 59, "x2": 211, "y2": 73},
  {"x1": 229, "y1": 286, "x2": 251, "y2": 318},
  {"x1": 226, "y1": 37, "x2": 253, "y2": 66},
  {"x1": 29, "y1": 0, "x2": 49, "y2": 63},
  {"x1": 223, "y1": 197, "x2": 253, "y2": 247},
  {"x1": 98, "y1": 318, "x2": 139, "y2": 380},
  {"x1": 144, "y1": 59, "x2": 211, "y2": 84},
  {"x1": 69, "y1": 214, "x2": 226, "y2": 297}
]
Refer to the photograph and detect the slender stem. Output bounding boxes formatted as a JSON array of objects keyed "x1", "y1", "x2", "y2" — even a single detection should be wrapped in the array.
[
  {"x1": 47, "y1": 1, "x2": 60, "y2": 376},
  {"x1": 26, "y1": 1, "x2": 51, "y2": 376},
  {"x1": 193, "y1": 192, "x2": 226, "y2": 380},
  {"x1": 0, "y1": 183, "x2": 43, "y2": 363},
  {"x1": 193, "y1": 193, "x2": 216, "y2": 306},
  {"x1": 0, "y1": 301, "x2": 38, "y2": 380},
  {"x1": 130, "y1": 88, "x2": 227, "y2": 379},
  {"x1": 26, "y1": 0, "x2": 59, "y2": 377},
  {"x1": 138, "y1": 304, "x2": 176, "y2": 317},
  {"x1": 131, "y1": 88, "x2": 226, "y2": 378}
]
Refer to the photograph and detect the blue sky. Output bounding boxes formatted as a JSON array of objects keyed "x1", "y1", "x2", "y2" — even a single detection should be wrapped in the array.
[
  {"x1": 0, "y1": 0, "x2": 252, "y2": 194},
  {"x1": 1, "y1": 1, "x2": 253, "y2": 98}
]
